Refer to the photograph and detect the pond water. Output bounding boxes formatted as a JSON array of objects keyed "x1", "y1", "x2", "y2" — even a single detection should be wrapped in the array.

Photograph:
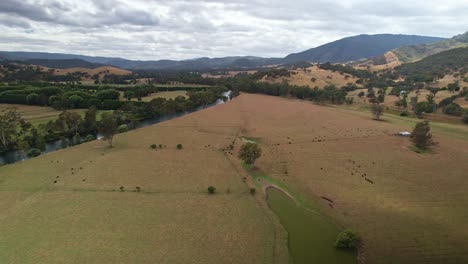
[
  {"x1": 266, "y1": 187, "x2": 356, "y2": 264},
  {"x1": 0, "y1": 91, "x2": 231, "y2": 166}
]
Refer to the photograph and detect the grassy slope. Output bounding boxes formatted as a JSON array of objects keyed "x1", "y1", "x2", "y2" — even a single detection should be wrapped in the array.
[
  {"x1": 232, "y1": 94, "x2": 468, "y2": 264},
  {"x1": 0, "y1": 100, "x2": 285, "y2": 264}
]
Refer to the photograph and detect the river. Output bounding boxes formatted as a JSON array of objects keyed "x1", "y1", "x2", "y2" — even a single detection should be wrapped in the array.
[{"x1": 0, "y1": 91, "x2": 231, "y2": 165}]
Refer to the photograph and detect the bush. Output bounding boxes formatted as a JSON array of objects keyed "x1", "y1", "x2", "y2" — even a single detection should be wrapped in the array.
[
  {"x1": 238, "y1": 142, "x2": 262, "y2": 165},
  {"x1": 27, "y1": 148, "x2": 41, "y2": 158},
  {"x1": 400, "y1": 111, "x2": 409, "y2": 116},
  {"x1": 176, "y1": 144, "x2": 183, "y2": 149},
  {"x1": 150, "y1": 144, "x2": 157, "y2": 149},
  {"x1": 442, "y1": 103, "x2": 463, "y2": 116},
  {"x1": 83, "y1": 134, "x2": 96, "y2": 142},
  {"x1": 335, "y1": 229, "x2": 359, "y2": 249},
  {"x1": 208, "y1": 186, "x2": 216, "y2": 194},
  {"x1": 117, "y1": 124, "x2": 129, "y2": 133},
  {"x1": 462, "y1": 110, "x2": 468, "y2": 124},
  {"x1": 250, "y1": 188, "x2": 256, "y2": 195}
]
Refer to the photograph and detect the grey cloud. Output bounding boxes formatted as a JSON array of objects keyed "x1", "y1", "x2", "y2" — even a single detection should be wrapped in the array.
[{"x1": 0, "y1": 0, "x2": 467, "y2": 60}]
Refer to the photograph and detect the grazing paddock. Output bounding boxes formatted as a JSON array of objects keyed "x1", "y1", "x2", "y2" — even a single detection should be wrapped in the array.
[
  {"x1": 1, "y1": 93, "x2": 467, "y2": 264},
  {"x1": 0, "y1": 99, "x2": 286, "y2": 264},
  {"x1": 227, "y1": 94, "x2": 468, "y2": 264}
]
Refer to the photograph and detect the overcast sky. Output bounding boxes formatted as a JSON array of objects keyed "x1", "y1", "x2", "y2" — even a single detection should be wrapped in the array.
[{"x1": 0, "y1": 0, "x2": 467, "y2": 60}]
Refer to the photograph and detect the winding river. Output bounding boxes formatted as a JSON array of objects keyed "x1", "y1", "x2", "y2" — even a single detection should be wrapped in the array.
[{"x1": 0, "y1": 91, "x2": 231, "y2": 166}]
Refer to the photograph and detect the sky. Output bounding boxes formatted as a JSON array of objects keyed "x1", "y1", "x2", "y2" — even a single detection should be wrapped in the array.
[{"x1": 0, "y1": 0, "x2": 467, "y2": 60}]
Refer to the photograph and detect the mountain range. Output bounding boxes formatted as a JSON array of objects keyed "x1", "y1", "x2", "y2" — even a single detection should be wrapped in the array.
[{"x1": 0, "y1": 33, "x2": 450, "y2": 70}]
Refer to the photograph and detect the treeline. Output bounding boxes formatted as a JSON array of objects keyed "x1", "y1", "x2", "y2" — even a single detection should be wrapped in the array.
[
  {"x1": 223, "y1": 75, "x2": 349, "y2": 104},
  {"x1": 0, "y1": 86, "x2": 228, "y2": 154},
  {"x1": 318, "y1": 62, "x2": 373, "y2": 79}
]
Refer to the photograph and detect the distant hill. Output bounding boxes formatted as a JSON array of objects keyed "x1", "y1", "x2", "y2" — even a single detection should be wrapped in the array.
[
  {"x1": 283, "y1": 34, "x2": 445, "y2": 63},
  {"x1": 393, "y1": 32, "x2": 468, "y2": 63},
  {"x1": 0, "y1": 33, "x2": 447, "y2": 70},
  {"x1": 24, "y1": 58, "x2": 104, "y2": 69}
]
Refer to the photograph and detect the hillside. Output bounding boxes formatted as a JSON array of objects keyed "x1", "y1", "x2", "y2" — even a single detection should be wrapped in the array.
[
  {"x1": 396, "y1": 47, "x2": 468, "y2": 81},
  {"x1": 24, "y1": 59, "x2": 104, "y2": 69},
  {"x1": 283, "y1": 34, "x2": 445, "y2": 63},
  {"x1": 393, "y1": 32, "x2": 468, "y2": 63}
]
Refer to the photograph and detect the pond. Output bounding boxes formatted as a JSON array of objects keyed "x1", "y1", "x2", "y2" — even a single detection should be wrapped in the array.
[
  {"x1": 0, "y1": 91, "x2": 231, "y2": 166},
  {"x1": 266, "y1": 187, "x2": 356, "y2": 264}
]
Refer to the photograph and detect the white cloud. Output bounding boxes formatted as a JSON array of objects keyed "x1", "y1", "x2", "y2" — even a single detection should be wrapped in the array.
[{"x1": 0, "y1": 0, "x2": 466, "y2": 60}]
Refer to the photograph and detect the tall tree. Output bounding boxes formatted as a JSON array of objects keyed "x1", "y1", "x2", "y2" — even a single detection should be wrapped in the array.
[
  {"x1": 98, "y1": 112, "x2": 118, "y2": 147},
  {"x1": 411, "y1": 121, "x2": 434, "y2": 150},
  {"x1": 0, "y1": 108, "x2": 31, "y2": 150}
]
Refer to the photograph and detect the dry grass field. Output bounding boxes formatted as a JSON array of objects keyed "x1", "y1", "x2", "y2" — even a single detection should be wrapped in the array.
[
  {"x1": 53, "y1": 66, "x2": 131, "y2": 76},
  {"x1": 263, "y1": 66, "x2": 362, "y2": 89},
  {"x1": 1, "y1": 93, "x2": 467, "y2": 264},
  {"x1": 226, "y1": 94, "x2": 468, "y2": 264},
  {"x1": 0, "y1": 99, "x2": 288, "y2": 264},
  {"x1": 120, "y1": 91, "x2": 188, "y2": 102},
  {"x1": 0, "y1": 104, "x2": 85, "y2": 126}
]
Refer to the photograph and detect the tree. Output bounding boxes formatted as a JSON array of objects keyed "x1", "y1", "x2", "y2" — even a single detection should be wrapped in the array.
[
  {"x1": 0, "y1": 108, "x2": 31, "y2": 150},
  {"x1": 462, "y1": 110, "x2": 468, "y2": 124},
  {"x1": 335, "y1": 229, "x2": 359, "y2": 249},
  {"x1": 442, "y1": 103, "x2": 463, "y2": 116},
  {"x1": 98, "y1": 112, "x2": 118, "y2": 147},
  {"x1": 124, "y1": 90, "x2": 135, "y2": 101},
  {"x1": 82, "y1": 107, "x2": 97, "y2": 133},
  {"x1": 238, "y1": 142, "x2": 262, "y2": 166},
  {"x1": 370, "y1": 103, "x2": 384, "y2": 120},
  {"x1": 56, "y1": 111, "x2": 82, "y2": 135},
  {"x1": 26, "y1": 93, "x2": 39, "y2": 105},
  {"x1": 411, "y1": 121, "x2": 434, "y2": 150},
  {"x1": 208, "y1": 186, "x2": 216, "y2": 194},
  {"x1": 357, "y1": 91, "x2": 365, "y2": 98}
]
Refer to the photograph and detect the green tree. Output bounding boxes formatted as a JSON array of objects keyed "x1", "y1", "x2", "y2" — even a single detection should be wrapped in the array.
[
  {"x1": 82, "y1": 107, "x2": 97, "y2": 133},
  {"x1": 98, "y1": 112, "x2": 118, "y2": 147},
  {"x1": 411, "y1": 121, "x2": 434, "y2": 150},
  {"x1": 238, "y1": 142, "x2": 262, "y2": 166},
  {"x1": 442, "y1": 103, "x2": 463, "y2": 116},
  {"x1": 26, "y1": 93, "x2": 39, "y2": 105},
  {"x1": 335, "y1": 229, "x2": 359, "y2": 249},
  {"x1": 370, "y1": 102, "x2": 384, "y2": 120},
  {"x1": 207, "y1": 186, "x2": 216, "y2": 194},
  {"x1": 124, "y1": 90, "x2": 135, "y2": 101},
  {"x1": 0, "y1": 108, "x2": 31, "y2": 150}
]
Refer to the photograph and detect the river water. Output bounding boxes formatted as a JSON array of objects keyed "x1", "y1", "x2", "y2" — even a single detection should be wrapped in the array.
[{"x1": 0, "y1": 91, "x2": 231, "y2": 165}]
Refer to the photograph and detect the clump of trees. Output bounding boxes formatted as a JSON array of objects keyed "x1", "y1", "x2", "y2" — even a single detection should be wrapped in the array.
[
  {"x1": 410, "y1": 121, "x2": 434, "y2": 150},
  {"x1": 335, "y1": 229, "x2": 359, "y2": 249},
  {"x1": 238, "y1": 142, "x2": 262, "y2": 166}
]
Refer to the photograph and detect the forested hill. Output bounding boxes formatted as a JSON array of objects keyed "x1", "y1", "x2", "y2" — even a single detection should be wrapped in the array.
[
  {"x1": 396, "y1": 47, "x2": 468, "y2": 81},
  {"x1": 23, "y1": 59, "x2": 104, "y2": 69},
  {"x1": 393, "y1": 31, "x2": 468, "y2": 63},
  {"x1": 283, "y1": 34, "x2": 445, "y2": 63}
]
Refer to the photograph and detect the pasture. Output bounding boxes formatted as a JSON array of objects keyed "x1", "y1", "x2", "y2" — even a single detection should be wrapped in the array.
[
  {"x1": 0, "y1": 98, "x2": 287, "y2": 264},
  {"x1": 1, "y1": 93, "x2": 467, "y2": 264},
  {"x1": 0, "y1": 104, "x2": 85, "y2": 126}
]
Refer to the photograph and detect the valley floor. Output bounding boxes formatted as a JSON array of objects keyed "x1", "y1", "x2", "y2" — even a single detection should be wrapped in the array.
[{"x1": 1, "y1": 93, "x2": 468, "y2": 263}]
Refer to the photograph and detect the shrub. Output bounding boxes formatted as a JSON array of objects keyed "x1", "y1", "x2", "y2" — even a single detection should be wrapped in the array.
[
  {"x1": 250, "y1": 188, "x2": 256, "y2": 195},
  {"x1": 357, "y1": 91, "x2": 365, "y2": 98},
  {"x1": 120, "y1": 186, "x2": 124, "y2": 192},
  {"x1": 136, "y1": 186, "x2": 141, "y2": 192},
  {"x1": 208, "y1": 186, "x2": 216, "y2": 194},
  {"x1": 150, "y1": 144, "x2": 157, "y2": 149},
  {"x1": 335, "y1": 229, "x2": 359, "y2": 249},
  {"x1": 176, "y1": 144, "x2": 183, "y2": 149},
  {"x1": 462, "y1": 110, "x2": 468, "y2": 124},
  {"x1": 442, "y1": 103, "x2": 463, "y2": 116},
  {"x1": 27, "y1": 148, "x2": 41, "y2": 158},
  {"x1": 400, "y1": 111, "x2": 409, "y2": 116},
  {"x1": 83, "y1": 134, "x2": 96, "y2": 142},
  {"x1": 117, "y1": 124, "x2": 129, "y2": 133}
]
